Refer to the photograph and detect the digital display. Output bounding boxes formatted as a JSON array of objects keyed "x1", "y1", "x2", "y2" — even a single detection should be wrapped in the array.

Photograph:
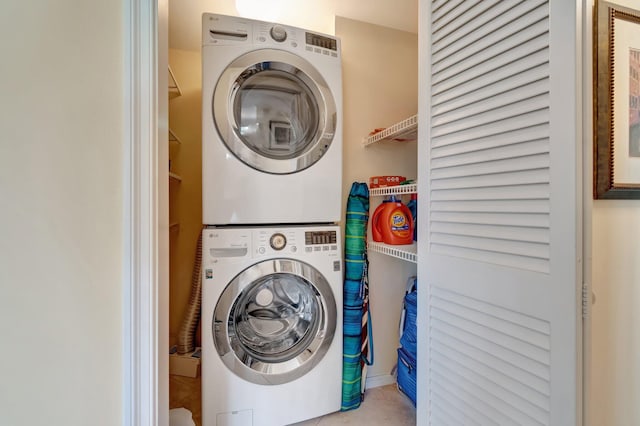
[
  {"x1": 305, "y1": 231, "x2": 337, "y2": 245},
  {"x1": 305, "y1": 32, "x2": 338, "y2": 51}
]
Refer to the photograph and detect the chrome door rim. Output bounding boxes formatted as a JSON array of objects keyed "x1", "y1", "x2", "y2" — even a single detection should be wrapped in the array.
[
  {"x1": 213, "y1": 258, "x2": 337, "y2": 385},
  {"x1": 212, "y1": 49, "x2": 337, "y2": 174}
]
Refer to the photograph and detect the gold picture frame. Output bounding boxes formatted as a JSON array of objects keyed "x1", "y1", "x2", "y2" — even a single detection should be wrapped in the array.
[{"x1": 594, "y1": 0, "x2": 640, "y2": 199}]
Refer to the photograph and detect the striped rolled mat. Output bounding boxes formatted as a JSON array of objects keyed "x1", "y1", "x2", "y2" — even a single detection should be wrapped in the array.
[{"x1": 341, "y1": 182, "x2": 371, "y2": 411}]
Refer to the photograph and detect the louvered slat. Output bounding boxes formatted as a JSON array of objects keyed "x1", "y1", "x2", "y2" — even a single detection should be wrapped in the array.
[
  {"x1": 432, "y1": 392, "x2": 490, "y2": 426},
  {"x1": 431, "y1": 82, "x2": 549, "y2": 127},
  {"x1": 430, "y1": 222, "x2": 549, "y2": 244},
  {"x1": 431, "y1": 370, "x2": 522, "y2": 425},
  {"x1": 430, "y1": 345, "x2": 551, "y2": 412},
  {"x1": 431, "y1": 111, "x2": 549, "y2": 149},
  {"x1": 432, "y1": 125, "x2": 549, "y2": 159},
  {"x1": 430, "y1": 328, "x2": 551, "y2": 395},
  {"x1": 431, "y1": 308, "x2": 550, "y2": 362},
  {"x1": 431, "y1": 358, "x2": 546, "y2": 425},
  {"x1": 431, "y1": 286, "x2": 551, "y2": 334},
  {"x1": 430, "y1": 211, "x2": 549, "y2": 227},
  {"x1": 432, "y1": 48, "x2": 549, "y2": 98},
  {"x1": 433, "y1": 3, "x2": 549, "y2": 74},
  {"x1": 430, "y1": 199, "x2": 550, "y2": 214},
  {"x1": 431, "y1": 139, "x2": 550, "y2": 169},
  {"x1": 432, "y1": 64, "x2": 550, "y2": 119},
  {"x1": 430, "y1": 234, "x2": 549, "y2": 260},
  {"x1": 431, "y1": 245, "x2": 550, "y2": 273},
  {"x1": 432, "y1": 0, "x2": 500, "y2": 45},
  {"x1": 429, "y1": 287, "x2": 551, "y2": 424},
  {"x1": 431, "y1": 156, "x2": 549, "y2": 180},
  {"x1": 430, "y1": 183, "x2": 550, "y2": 201},
  {"x1": 432, "y1": 1, "x2": 547, "y2": 65},
  {"x1": 429, "y1": 0, "x2": 551, "y2": 274},
  {"x1": 431, "y1": 35, "x2": 549, "y2": 88}
]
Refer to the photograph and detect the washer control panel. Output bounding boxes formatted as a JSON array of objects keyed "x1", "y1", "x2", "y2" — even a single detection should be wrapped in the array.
[
  {"x1": 251, "y1": 227, "x2": 340, "y2": 256},
  {"x1": 204, "y1": 227, "x2": 342, "y2": 281}
]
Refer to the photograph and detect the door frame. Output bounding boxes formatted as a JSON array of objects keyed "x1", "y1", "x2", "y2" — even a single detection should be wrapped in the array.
[
  {"x1": 123, "y1": 0, "x2": 169, "y2": 425},
  {"x1": 123, "y1": 1, "x2": 592, "y2": 425}
]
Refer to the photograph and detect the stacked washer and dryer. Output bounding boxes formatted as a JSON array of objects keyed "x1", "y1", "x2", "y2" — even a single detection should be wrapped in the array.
[{"x1": 200, "y1": 13, "x2": 344, "y2": 426}]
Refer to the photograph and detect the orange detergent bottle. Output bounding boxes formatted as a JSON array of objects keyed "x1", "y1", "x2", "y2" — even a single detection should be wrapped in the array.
[{"x1": 371, "y1": 196, "x2": 414, "y2": 245}]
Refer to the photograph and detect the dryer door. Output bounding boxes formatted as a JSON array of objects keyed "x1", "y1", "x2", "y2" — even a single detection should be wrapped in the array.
[
  {"x1": 212, "y1": 49, "x2": 336, "y2": 174},
  {"x1": 213, "y1": 258, "x2": 337, "y2": 385}
]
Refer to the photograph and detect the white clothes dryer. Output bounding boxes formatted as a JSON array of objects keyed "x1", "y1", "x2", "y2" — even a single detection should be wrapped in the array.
[
  {"x1": 202, "y1": 13, "x2": 343, "y2": 225},
  {"x1": 201, "y1": 225, "x2": 343, "y2": 426}
]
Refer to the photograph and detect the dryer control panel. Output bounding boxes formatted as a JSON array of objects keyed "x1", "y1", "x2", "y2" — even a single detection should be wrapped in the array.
[{"x1": 202, "y1": 13, "x2": 341, "y2": 59}]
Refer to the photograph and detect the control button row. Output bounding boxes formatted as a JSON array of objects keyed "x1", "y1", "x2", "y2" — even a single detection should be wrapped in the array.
[
  {"x1": 257, "y1": 245, "x2": 297, "y2": 254},
  {"x1": 305, "y1": 245, "x2": 338, "y2": 252},
  {"x1": 305, "y1": 46, "x2": 337, "y2": 57},
  {"x1": 257, "y1": 36, "x2": 297, "y2": 49}
]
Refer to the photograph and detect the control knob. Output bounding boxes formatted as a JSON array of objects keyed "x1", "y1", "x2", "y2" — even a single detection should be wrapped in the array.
[
  {"x1": 270, "y1": 25, "x2": 287, "y2": 42},
  {"x1": 269, "y1": 233, "x2": 287, "y2": 250}
]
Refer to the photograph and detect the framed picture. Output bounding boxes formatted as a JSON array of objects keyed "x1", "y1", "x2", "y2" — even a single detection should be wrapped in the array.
[
  {"x1": 594, "y1": 1, "x2": 640, "y2": 199},
  {"x1": 269, "y1": 120, "x2": 292, "y2": 151}
]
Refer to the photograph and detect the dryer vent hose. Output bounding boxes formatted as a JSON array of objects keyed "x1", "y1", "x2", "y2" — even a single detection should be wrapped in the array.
[{"x1": 176, "y1": 228, "x2": 204, "y2": 355}]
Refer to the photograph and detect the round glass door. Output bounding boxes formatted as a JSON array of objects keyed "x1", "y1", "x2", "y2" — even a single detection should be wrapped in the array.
[
  {"x1": 213, "y1": 259, "x2": 337, "y2": 385},
  {"x1": 213, "y1": 49, "x2": 337, "y2": 174}
]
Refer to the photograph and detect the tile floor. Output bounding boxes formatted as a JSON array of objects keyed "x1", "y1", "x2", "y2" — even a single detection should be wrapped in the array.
[
  {"x1": 291, "y1": 384, "x2": 416, "y2": 426},
  {"x1": 170, "y1": 374, "x2": 202, "y2": 426},
  {"x1": 170, "y1": 374, "x2": 416, "y2": 426}
]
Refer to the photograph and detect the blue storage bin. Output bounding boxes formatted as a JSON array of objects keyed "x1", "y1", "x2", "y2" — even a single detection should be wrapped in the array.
[
  {"x1": 397, "y1": 347, "x2": 417, "y2": 406},
  {"x1": 399, "y1": 288, "x2": 417, "y2": 356}
]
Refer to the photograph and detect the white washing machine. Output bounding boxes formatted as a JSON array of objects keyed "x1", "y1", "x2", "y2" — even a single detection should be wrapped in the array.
[
  {"x1": 202, "y1": 13, "x2": 343, "y2": 225},
  {"x1": 202, "y1": 225, "x2": 343, "y2": 426}
]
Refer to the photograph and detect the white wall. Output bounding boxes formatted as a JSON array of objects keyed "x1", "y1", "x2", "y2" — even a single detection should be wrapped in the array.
[
  {"x1": 591, "y1": 204, "x2": 640, "y2": 424},
  {"x1": 589, "y1": 0, "x2": 640, "y2": 425},
  {"x1": 0, "y1": 2, "x2": 124, "y2": 425},
  {"x1": 336, "y1": 17, "x2": 418, "y2": 382}
]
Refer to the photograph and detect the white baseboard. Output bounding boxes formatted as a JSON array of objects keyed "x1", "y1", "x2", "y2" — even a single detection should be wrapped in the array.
[{"x1": 365, "y1": 374, "x2": 396, "y2": 389}]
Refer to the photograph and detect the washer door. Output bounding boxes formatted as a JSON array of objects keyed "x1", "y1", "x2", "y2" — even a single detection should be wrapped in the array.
[
  {"x1": 213, "y1": 259, "x2": 337, "y2": 385},
  {"x1": 212, "y1": 49, "x2": 337, "y2": 174}
]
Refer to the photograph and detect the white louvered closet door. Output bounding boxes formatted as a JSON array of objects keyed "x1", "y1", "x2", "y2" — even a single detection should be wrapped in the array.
[{"x1": 417, "y1": 1, "x2": 582, "y2": 425}]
